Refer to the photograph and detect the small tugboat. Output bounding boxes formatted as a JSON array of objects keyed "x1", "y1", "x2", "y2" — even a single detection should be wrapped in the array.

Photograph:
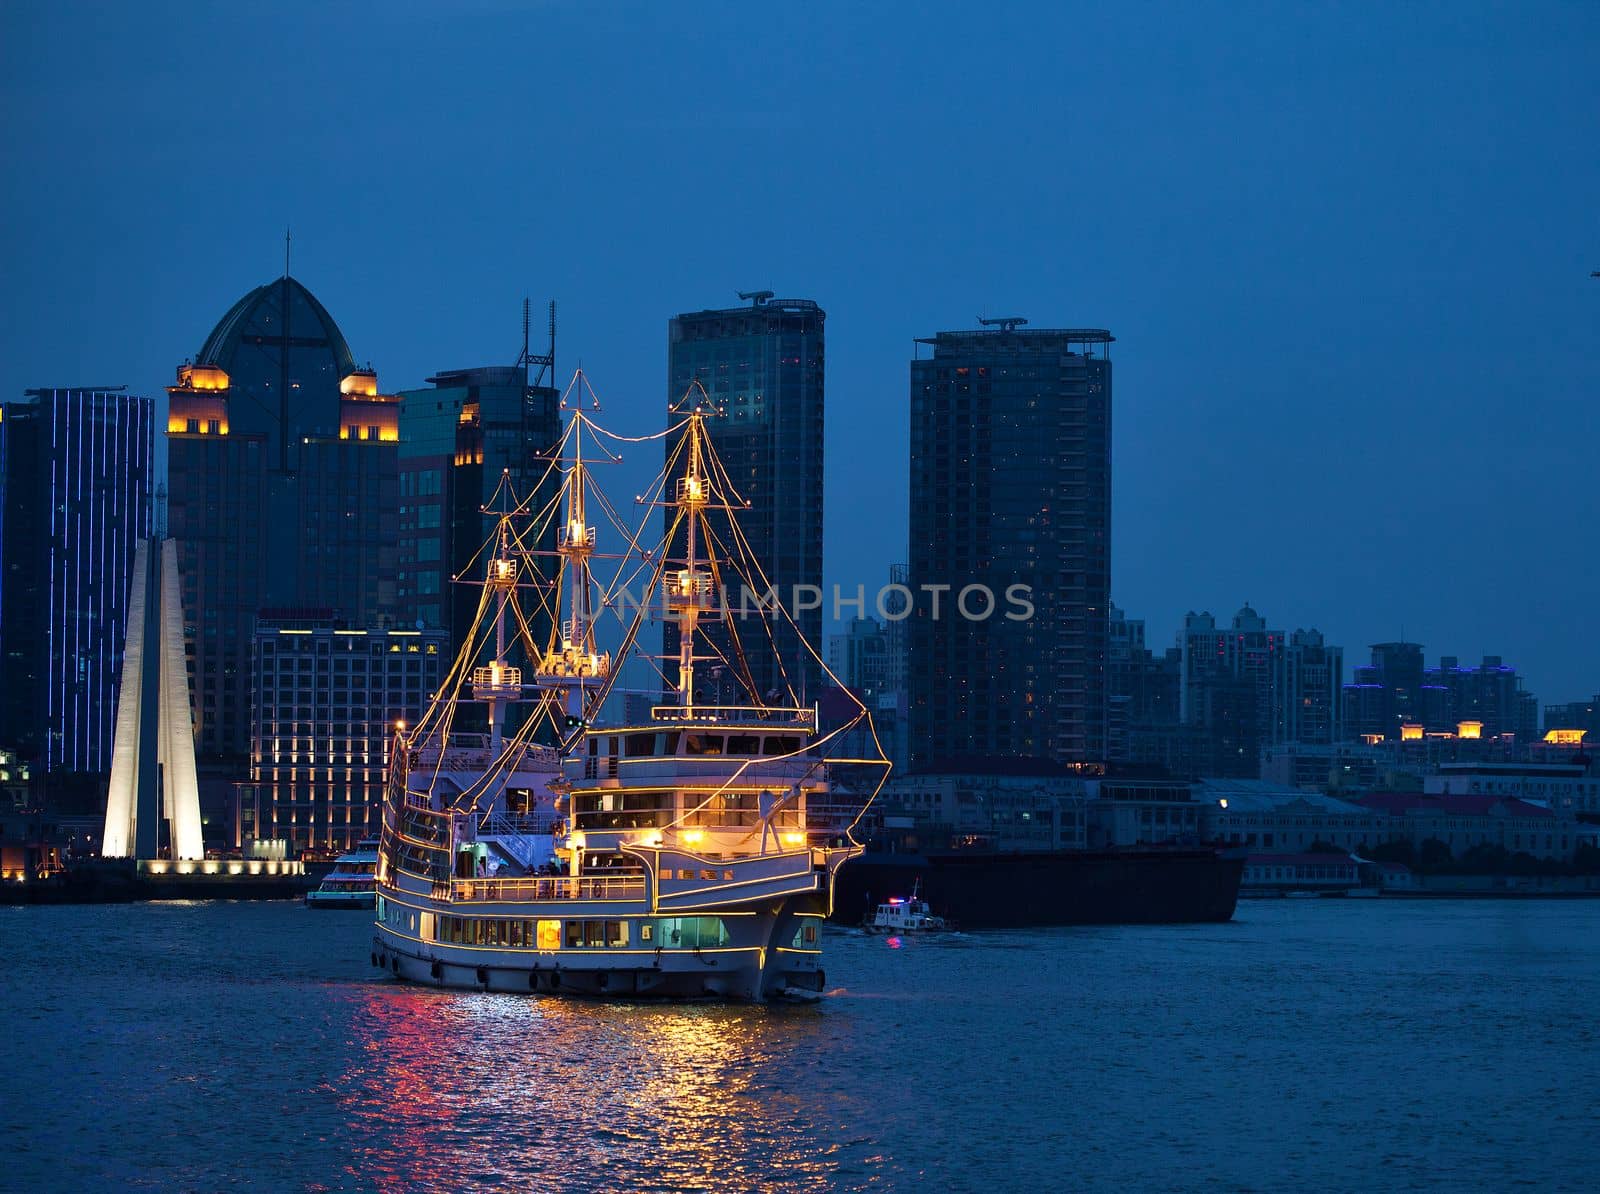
[
  {"x1": 305, "y1": 841, "x2": 379, "y2": 909},
  {"x1": 866, "y1": 881, "x2": 949, "y2": 933}
]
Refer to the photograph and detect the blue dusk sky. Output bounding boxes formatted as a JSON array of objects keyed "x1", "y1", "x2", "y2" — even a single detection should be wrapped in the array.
[{"x1": 2, "y1": 1, "x2": 1596, "y2": 703}]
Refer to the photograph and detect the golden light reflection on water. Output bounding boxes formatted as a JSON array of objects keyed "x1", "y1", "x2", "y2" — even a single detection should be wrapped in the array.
[{"x1": 337, "y1": 985, "x2": 879, "y2": 1192}]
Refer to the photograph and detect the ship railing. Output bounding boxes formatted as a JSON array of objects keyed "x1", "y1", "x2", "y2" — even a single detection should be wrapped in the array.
[
  {"x1": 451, "y1": 870, "x2": 647, "y2": 903},
  {"x1": 480, "y1": 810, "x2": 559, "y2": 837},
  {"x1": 649, "y1": 704, "x2": 816, "y2": 728},
  {"x1": 607, "y1": 756, "x2": 815, "y2": 780},
  {"x1": 414, "y1": 744, "x2": 563, "y2": 773},
  {"x1": 805, "y1": 800, "x2": 870, "y2": 832}
]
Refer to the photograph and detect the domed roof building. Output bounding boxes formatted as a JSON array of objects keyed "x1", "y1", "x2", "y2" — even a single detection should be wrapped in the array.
[
  {"x1": 196, "y1": 276, "x2": 357, "y2": 376},
  {"x1": 166, "y1": 275, "x2": 400, "y2": 779}
]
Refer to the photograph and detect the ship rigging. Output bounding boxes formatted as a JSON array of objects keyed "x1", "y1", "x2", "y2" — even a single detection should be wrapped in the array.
[{"x1": 372, "y1": 371, "x2": 890, "y2": 999}]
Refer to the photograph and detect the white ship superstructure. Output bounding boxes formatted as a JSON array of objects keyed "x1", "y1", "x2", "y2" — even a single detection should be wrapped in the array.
[{"x1": 373, "y1": 375, "x2": 887, "y2": 999}]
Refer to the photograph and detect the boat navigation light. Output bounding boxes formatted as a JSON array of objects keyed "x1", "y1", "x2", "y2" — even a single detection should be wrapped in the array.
[
  {"x1": 781, "y1": 831, "x2": 805, "y2": 847},
  {"x1": 396, "y1": 719, "x2": 406, "y2": 731}
]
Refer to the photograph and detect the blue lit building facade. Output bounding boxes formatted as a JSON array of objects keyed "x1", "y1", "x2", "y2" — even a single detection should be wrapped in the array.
[{"x1": 0, "y1": 388, "x2": 153, "y2": 774}]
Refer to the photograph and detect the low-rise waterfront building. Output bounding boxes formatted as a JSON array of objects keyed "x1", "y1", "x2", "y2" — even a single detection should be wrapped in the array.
[
  {"x1": 1240, "y1": 852, "x2": 1361, "y2": 894},
  {"x1": 874, "y1": 762, "x2": 1090, "y2": 850},
  {"x1": 1356, "y1": 791, "x2": 1575, "y2": 863},
  {"x1": 1195, "y1": 779, "x2": 1380, "y2": 854},
  {"x1": 1084, "y1": 776, "x2": 1203, "y2": 848},
  {"x1": 1423, "y1": 762, "x2": 1600, "y2": 819},
  {"x1": 1259, "y1": 740, "x2": 1387, "y2": 793},
  {"x1": 249, "y1": 615, "x2": 445, "y2": 852}
]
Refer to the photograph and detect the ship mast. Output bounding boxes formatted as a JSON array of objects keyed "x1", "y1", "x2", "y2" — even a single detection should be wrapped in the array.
[
  {"x1": 472, "y1": 479, "x2": 522, "y2": 755},
  {"x1": 667, "y1": 406, "x2": 712, "y2": 713},
  {"x1": 535, "y1": 375, "x2": 609, "y2": 719}
]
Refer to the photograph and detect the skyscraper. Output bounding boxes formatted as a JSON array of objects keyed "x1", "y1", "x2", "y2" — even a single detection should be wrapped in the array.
[
  {"x1": 166, "y1": 276, "x2": 399, "y2": 764},
  {"x1": 1279, "y1": 628, "x2": 1344, "y2": 745},
  {"x1": 907, "y1": 323, "x2": 1112, "y2": 767},
  {"x1": 1423, "y1": 654, "x2": 1539, "y2": 740},
  {"x1": 1107, "y1": 603, "x2": 1181, "y2": 762},
  {"x1": 396, "y1": 362, "x2": 562, "y2": 659},
  {"x1": 1344, "y1": 641, "x2": 1425, "y2": 740},
  {"x1": 0, "y1": 388, "x2": 153, "y2": 774},
  {"x1": 664, "y1": 293, "x2": 825, "y2": 704}
]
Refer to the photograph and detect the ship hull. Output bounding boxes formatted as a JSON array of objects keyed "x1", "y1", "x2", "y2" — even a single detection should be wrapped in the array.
[
  {"x1": 371, "y1": 884, "x2": 830, "y2": 1001},
  {"x1": 832, "y1": 848, "x2": 1244, "y2": 928}
]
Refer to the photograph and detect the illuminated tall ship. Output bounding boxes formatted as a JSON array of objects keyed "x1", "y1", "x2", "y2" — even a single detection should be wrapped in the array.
[{"x1": 372, "y1": 375, "x2": 888, "y2": 999}]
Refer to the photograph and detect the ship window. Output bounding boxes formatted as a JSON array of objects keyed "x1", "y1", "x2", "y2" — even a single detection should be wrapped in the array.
[
  {"x1": 685, "y1": 735, "x2": 724, "y2": 755},
  {"x1": 605, "y1": 920, "x2": 628, "y2": 947},
  {"x1": 583, "y1": 921, "x2": 606, "y2": 947},
  {"x1": 663, "y1": 733, "x2": 680, "y2": 754},
  {"x1": 564, "y1": 921, "x2": 583, "y2": 948},
  {"x1": 536, "y1": 920, "x2": 561, "y2": 950},
  {"x1": 625, "y1": 734, "x2": 655, "y2": 757},
  {"x1": 727, "y1": 735, "x2": 760, "y2": 755},
  {"x1": 763, "y1": 736, "x2": 798, "y2": 755},
  {"x1": 640, "y1": 923, "x2": 653, "y2": 942}
]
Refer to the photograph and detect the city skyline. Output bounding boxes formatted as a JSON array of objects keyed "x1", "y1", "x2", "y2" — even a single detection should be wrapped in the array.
[{"x1": 3, "y1": 3, "x2": 1597, "y2": 703}]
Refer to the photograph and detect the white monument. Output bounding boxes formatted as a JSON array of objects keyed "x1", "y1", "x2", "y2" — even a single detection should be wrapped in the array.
[{"x1": 103, "y1": 538, "x2": 204, "y2": 860}]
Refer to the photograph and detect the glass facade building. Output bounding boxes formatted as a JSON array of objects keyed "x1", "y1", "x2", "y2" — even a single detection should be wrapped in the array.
[
  {"x1": 166, "y1": 276, "x2": 399, "y2": 764},
  {"x1": 0, "y1": 389, "x2": 153, "y2": 773},
  {"x1": 664, "y1": 296, "x2": 825, "y2": 705},
  {"x1": 396, "y1": 365, "x2": 562, "y2": 661},
  {"x1": 907, "y1": 326, "x2": 1112, "y2": 767}
]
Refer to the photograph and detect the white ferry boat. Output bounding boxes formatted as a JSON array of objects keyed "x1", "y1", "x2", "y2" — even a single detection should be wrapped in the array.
[
  {"x1": 372, "y1": 377, "x2": 889, "y2": 1000},
  {"x1": 866, "y1": 881, "x2": 949, "y2": 933},
  {"x1": 305, "y1": 841, "x2": 379, "y2": 909}
]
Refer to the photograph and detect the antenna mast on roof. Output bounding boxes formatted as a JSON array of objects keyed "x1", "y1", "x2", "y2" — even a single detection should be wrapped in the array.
[
  {"x1": 978, "y1": 316, "x2": 1028, "y2": 333},
  {"x1": 519, "y1": 297, "x2": 556, "y2": 389}
]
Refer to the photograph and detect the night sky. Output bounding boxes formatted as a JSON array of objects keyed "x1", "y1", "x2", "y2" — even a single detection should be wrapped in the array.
[{"x1": 3, "y1": 2, "x2": 1596, "y2": 703}]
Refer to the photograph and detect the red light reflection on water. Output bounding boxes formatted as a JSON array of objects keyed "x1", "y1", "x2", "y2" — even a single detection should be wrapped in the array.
[{"x1": 333, "y1": 981, "x2": 858, "y2": 1191}]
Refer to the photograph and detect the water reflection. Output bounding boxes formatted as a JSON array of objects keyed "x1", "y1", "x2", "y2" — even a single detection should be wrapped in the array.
[{"x1": 337, "y1": 986, "x2": 872, "y2": 1192}]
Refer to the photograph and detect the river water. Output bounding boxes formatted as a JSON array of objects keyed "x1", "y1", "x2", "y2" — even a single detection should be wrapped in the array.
[{"x1": 3, "y1": 898, "x2": 1596, "y2": 1192}]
